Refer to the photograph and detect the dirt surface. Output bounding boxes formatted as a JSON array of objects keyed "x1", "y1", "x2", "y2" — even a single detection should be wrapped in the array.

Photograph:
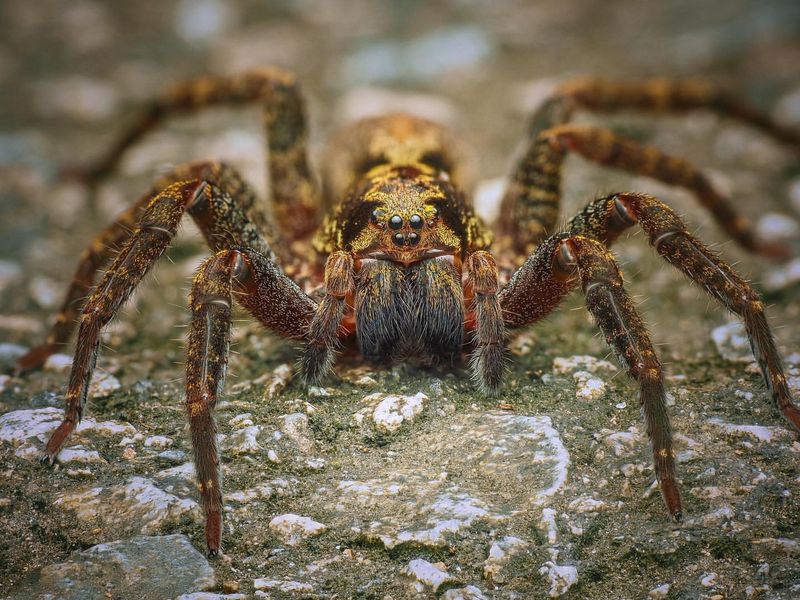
[{"x1": 1, "y1": 1, "x2": 800, "y2": 598}]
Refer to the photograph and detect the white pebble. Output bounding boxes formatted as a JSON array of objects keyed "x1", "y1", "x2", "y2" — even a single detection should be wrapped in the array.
[{"x1": 268, "y1": 514, "x2": 327, "y2": 546}]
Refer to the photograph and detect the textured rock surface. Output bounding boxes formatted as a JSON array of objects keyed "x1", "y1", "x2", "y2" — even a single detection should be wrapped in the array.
[
  {"x1": 1, "y1": 1, "x2": 800, "y2": 598},
  {"x1": 8, "y1": 535, "x2": 214, "y2": 599}
]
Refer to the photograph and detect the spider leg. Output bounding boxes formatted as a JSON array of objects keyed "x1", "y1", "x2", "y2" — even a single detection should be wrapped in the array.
[
  {"x1": 16, "y1": 160, "x2": 281, "y2": 373},
  {"x1": 187, "y1": 247, "x2": 315, "y2": 557},
  {"x1": 298, "y1": 251, "x2": 353, "y2": 384},
  {"x1": 499, "y1": 123, "x2": 788, "y2": 259},
  {"x1": 465, "y1": 251, "x2": 505, "y2": 393},
  {"x1": 67, "y1": 67, "x2": 319, "y2": 241},
  {"x1": 568, "y1": 192, "x2": 800, "y2": 429},
  {"x1": 540, "y1": 77, "x2": 800, "y2": 148},
  {"x1": 39, "y1": 176, "x2": 286, "y2": 463},
  {"x1": 498, "y1": 233, "x2": 682, "y2": 519},
  {"x1": 500, "y1": 77, "x2": 798, "y2": 257}
]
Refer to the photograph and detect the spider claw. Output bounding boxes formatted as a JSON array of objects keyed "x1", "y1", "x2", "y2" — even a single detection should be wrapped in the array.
[
  {"x1": 39, "y1": 453, "x2": 55, "y2": 467},
  {"x1": 207, "y1": 548, "x2": 220, "y2": 559}
]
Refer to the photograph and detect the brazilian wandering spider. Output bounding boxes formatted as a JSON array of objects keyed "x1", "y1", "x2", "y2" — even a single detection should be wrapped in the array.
[{"x1": 14, "y1": 67, "x2": 800, "y2": 557}]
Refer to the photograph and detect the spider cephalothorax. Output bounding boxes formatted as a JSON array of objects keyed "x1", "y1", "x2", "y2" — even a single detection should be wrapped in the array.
[{"x1": 16, "y1": 67, "x2": 800, "y2": 556}]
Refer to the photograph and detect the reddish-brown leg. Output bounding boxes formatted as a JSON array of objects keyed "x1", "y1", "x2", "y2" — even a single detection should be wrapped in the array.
[
  {"x1": 500, "y1": 123, "x2": 788, "y2": 258},
  {"x1": 567, "y1": 192, "x2": 800, "y2": 430},
  {"x1": 298, "y1": 251, "x2": 353, "y2": 384},
  {"x1": 67, "y1": 67, "x2": 319, "y2": 240},
  {"x1": 17, "y1": 160, "x2": 282, "y2": 374},
  {"x1": 40, "y1": 181, "x2": 206, "y2": 463},
  {"x1": 498, "y1": 233, "x2": 682, "y2": 519},
  {"x1": 186, "y1": 248, "x2": 316, "y2": 556},
  {"x1": 39, "y1": 175, "x2": 283, "y2": 464},
  {"x1": 550, "y1": 77, "x2": 800, "y2": 148},
  {"x1": 465, "y1": 251, "x2": 505, "y2": 393},
  {"x1": 500, "y1": 77, "x2": 798, "y2": 256}
]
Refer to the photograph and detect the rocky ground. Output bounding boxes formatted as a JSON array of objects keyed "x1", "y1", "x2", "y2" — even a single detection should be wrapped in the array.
[{"x1": 2, "y1": 1, "x2": 800, "y2": 598}]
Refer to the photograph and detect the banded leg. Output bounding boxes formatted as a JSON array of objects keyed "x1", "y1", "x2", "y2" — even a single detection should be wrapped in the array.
[
  {"x1": 498, "y1": 233, "x2": 681, "y2": 519},
  {"x1": 544, "y1": 77, "x2": 800, "y2": 148},
  {"x1": 17, "y1": 160, "x2": 282, "y2": 374},
  {"x1": 466, "y1": 251, "x2": 506, "y2": 393},
  {"x1": 501, "y1": 77, "x2": 799, "y2": 255},
  {"x1": 39, "y1": 176, "x2": 283, "y2": 463},
  {"x1": 499, "y1": 123, "x2": 789, "y2": 258},
  {"x1": 298, "y1": 251, "x2": 353, "y2": 384},
  {"x1": 568, "y1": 192, "x2": 800, "y2": 429},
  {"x1": 187, "y1": 248, "x2": 316, "y2": 556},
  {"x1": 69, "y1": 67, "x2": 319, "y2": 240}
]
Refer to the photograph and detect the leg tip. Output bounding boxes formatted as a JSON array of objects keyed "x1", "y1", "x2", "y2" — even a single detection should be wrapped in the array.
[
  {"x1": 39, "y1": 453, "x2": 55, "y2": 467},
  {"x1": 671, "y1": 510, "x2": 683, "y2": 523},
  {"x1": 207, "y1": 548, "x2": 220, "y2": 559}
]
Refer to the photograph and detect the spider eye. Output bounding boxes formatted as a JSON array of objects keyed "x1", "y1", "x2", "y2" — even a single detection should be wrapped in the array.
[
  {"x1": 371, "y1": 208, "x2": 386, "y2": 227},
  {"x1": 409, "y1": 214, "x2": 423, "y2": 229},
  {"x1": 389, "y1": 215, "x2": 404, "y2": 230}
]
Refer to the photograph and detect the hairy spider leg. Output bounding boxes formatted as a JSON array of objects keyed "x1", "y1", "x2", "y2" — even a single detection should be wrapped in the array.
[
  {"x1": 298, "y1": 251, "x2": 353, "y2": 384},
  {"x1": 498, "y1": 233, "x2": 682, "y2": 520},
  {"x1": 17, "y1": 161, "x2": 280, "y2": 373},
  {"x1": 39, "y1": 178, "x2": 278, "y2": 463},
  {"x1": 187, "y1": 248, "x2": 315, "y2": 557},
  {"x1": 500, "y1": 78, "x2": 799, "y2": 257},
  {"x1": 546, "y1": 77, "x2": 800, "y2": 148},
  {"x1": 568, "y1": 191, "x2": 800, "y2": 430},
  {"x1": 465, "y1": 251, "x2": 505, "y2": 393},
  {"x1": 66, "y1": 67, "x2": 320, "y2": 241}
]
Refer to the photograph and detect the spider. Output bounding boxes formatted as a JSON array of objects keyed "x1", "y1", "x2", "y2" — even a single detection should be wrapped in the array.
[{"x1": 15, "y1": 67, "x2": 800, "y2": 557}]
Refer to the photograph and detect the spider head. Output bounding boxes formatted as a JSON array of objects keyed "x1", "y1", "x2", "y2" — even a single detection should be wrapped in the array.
[{"x1": 341, "y1": 163, "x2": 465, "y2": 265}]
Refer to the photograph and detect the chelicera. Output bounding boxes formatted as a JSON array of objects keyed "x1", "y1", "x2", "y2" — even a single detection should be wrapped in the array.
[{"x1": 15, "y1": 68, "x2": 800, "y2": 557}]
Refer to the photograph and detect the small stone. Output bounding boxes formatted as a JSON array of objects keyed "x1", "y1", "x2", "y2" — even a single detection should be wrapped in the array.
[
  {"x1": 553, "y1": 355, "x2": 617, "y2": 374},
  {"x1": 227, "y1": 479, "x2": 295, "y2": 504},
  {"x1": 229, "y1": 413, "x2": 254, "y2": 429},
  {"x1": 222, "y1": 580, "x2": 240, "y2": 593},
  {"x1": 253, "y1": 579, "x2": 314, "y2": 594},
  {"x1": 222, "y1": 425, "x2": 262, "y2": 455},
  {"x1": 144, "y1": 435, "x2": 173, "y2": 449},
  {"x1": 156, "y1": 449, "x2": 187, "y2": 465},
  {"x1": 261, "y1": 363, "x2": 292, "y2": 399},
  {"x1": 441, "y1": 586, "x2": 489, "y2": 600},
  {"x1": 44, "y1": 353, "x2": 73, "y2": 373},
  {"x1": 122, "y1": 446, "x2": 137, "y2": 460},
  {"x1": 700, "y1": 572, "x2": 719, "y2": 587},
  {"x1": 280, "y1": 413, "x2": 315, "y2": 453},
  {"x1": 711, "y1": 322, "x2": 752, "y2": 363},
  {"x1": 484, "y1": 536, "x2": 529, "y2": 582},
  {"x1": 407, "y1": 558, "x2": 454, "y2": 592},
  {"x1": 58, "y1": 445, "x2": 104, "y2": 464},
  {"x1": 539, "y1": 561, "x2": 578, "y2": 597},
  {"x1": 268, "y1": 514, "x2": 327, "y2": 546},
  {"x1": 756, "y1": 213, "x2": 799, "y2": 241},
  {"x1": 568, "y1": 496, "x2": 608, "y2": 513},
  {"x1": 763, "y1": 258, "x2": 800, "y2": 293},
  {"x1": 707, "y1": 418, "x2": 792, "y2": 443},
  {"x1": 649, "y1": 583, "x2": 671, "y2": 599},
  {"x1": 307, "y1": 386, "x2": 329, "y2": 397},
  {"x1": 572, "y1": 371, "x2": 606, "y2": 401},
  {"x1": 368, "y1": 392, "x2": 428, "y2": 433}
]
